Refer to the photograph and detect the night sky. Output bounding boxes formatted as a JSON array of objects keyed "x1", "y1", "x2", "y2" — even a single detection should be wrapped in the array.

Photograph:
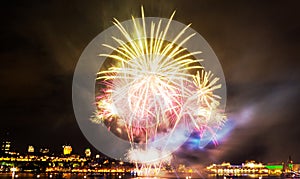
[{"x1": 1, "y1": 0, "x2": 300, "y2": 165}]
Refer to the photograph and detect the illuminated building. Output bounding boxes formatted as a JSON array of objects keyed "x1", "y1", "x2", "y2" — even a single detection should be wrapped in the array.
[
  {"x1": 85, "y1": 148, "x2": 91, "y2": 158},
  {"x1": 206, "y1": 161, "x2": 269, "y2": 176},
  {"x1": 265, "y1": 164, "x2": 283, "y2": 175},
  {"x1": 1, "y1": 141, "x2": 11, "y2": 153},
  {"x1": 28, "y1": 145, "x2": 34, "y2": 153},
  {"x1": 63, "y1": 145, "x2": 72, "y2": 155},
  {"x1": 40, "y1": 148, "x2": 50, "y2": 154},
  {"x1": 286, "y1": 156, "x2": 294, "y2": 172}
]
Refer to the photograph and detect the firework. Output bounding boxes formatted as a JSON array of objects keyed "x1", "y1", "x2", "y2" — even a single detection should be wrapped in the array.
[{"x1": 93, "y1": 6, "x2": 226, "y2": 175}]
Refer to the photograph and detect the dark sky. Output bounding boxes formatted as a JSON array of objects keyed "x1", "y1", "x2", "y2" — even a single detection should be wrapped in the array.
[{"x1": 1, "y1": 0, "x2": 300, "y2": 165}]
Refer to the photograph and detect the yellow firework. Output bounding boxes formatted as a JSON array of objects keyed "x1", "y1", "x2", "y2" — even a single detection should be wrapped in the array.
[{"x1": 93, "y1": 6, "x2": 226, "y2": 175}]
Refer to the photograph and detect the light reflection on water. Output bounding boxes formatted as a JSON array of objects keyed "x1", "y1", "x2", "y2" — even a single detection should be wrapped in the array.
[{"x1": 0, "y1": 173, "x2": 283, "y2": 179}]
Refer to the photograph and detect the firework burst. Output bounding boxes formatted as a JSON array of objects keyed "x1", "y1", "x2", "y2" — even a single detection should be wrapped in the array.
[{"x1": 93, "y1": 6, "x2": 226, "y2": 175}]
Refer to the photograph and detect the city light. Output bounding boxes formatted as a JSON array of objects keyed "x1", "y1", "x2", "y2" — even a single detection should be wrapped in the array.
[
  {"x1": 0, "y1": 148, "x2": 299, "y2": 178},
  {"x1": 62, "y1": 145, "x2": 72, "y2": 155}
]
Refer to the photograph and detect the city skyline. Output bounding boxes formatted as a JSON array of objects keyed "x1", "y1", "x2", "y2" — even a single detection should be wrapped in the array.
[
  {"x1": 1, "y1": 135, "x2": 298, "y2": 165},
  {"x1": 1, "y1": 0, "x2": 300, "y2": 165}
]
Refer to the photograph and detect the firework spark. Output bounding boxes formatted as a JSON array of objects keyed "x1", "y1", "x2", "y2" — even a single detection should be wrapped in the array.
[{"x1": 93, "y1": 6, "x2": 226, "y2": 175}]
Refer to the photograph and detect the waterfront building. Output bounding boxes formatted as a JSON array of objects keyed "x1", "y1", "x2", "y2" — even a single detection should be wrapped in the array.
[
  {"x1": 206, "y1": 161, "x2": 269, "y2": 176},
  {"x1": 85, "y1": 148, "x2": 91, "y2": 158},
  {"x1": 265, "y1": 163, "x2": 283, "y2": 175},
  {"x1": 39, "y1": 148, "x2": 50, "y2": 155},
  {"x1": 27, "y1": 145, "x2": 34, "y2": 153},
  {"x1": 62, "y1": 145, "x2": 72, "y2": 155},
  {"x1": 1, "y1": 141, "x2": 11, "y2": 154}
]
